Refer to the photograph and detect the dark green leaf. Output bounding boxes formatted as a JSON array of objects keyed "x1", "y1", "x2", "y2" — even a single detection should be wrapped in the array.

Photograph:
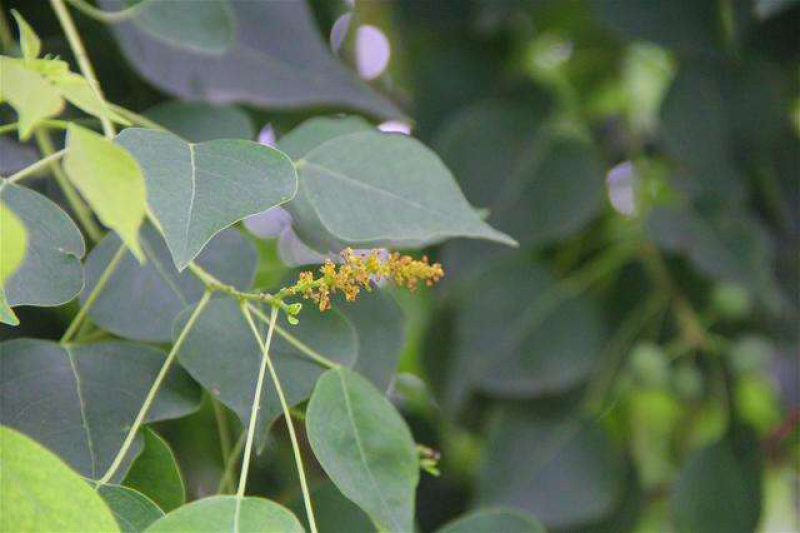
[
  {"x1": 144, "y1": 496, "x2": 303, "y2": 532},
  {"x1": 0, "y1": 182, "x2": 85, "y2": 325},
  {"x1": 0, "y1": 339, "x2": 201, "y2": 481},
  {"x1": 101, "y1": 0, "x2": 402, "y2": 118},
  {"x1": 0, "y1": 425, "x2": 119, "y2": 532},
  {"x1": 144, "y1": 101, "x2": 255, "y2": 142},
  {"x1": 98, "y1": 484, "x2": 165, "y2": 533},
  {"x1": 115, "y1": 128, "x2": 296, "y2": 270},
  {"x1": 306, "y1": 368, "x2": 419, "y2": 532},
  {"x1": 477, "y1": 405, "x2": 625, "y2": 529},
  {"x1": 289, "y1": 481, "x2": 374, "y2": 533},
  {"x1": 129, "y1": 0, "x2": 235, "y2": 54},
  {"x1": 123, "y1": 428, "x2": 185, "y2": 512},
  {"x1": 83, "y1": 224, "x2": 256, "y2": 342},
  {"x1": 437, "y1": 508, "x2": 545, "y2": 533}
]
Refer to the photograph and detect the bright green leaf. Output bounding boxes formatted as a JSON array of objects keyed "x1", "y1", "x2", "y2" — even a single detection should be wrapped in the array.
[
  {"x1": 0, "y1": 182, "x2": 85, "y2": 325},
  {"x1": 0, "y1": 425, "x2": 119, "y2": 532},
  {"x1": 115, "y1": 128, "x2": 297, "y2": 270},
  {"x1": 11, "y1": 10, "x2": 40, "y2": 61},
  {"x1": 98, "y1": 484, "x2": 165, "y2": 533},
  {"x1": 0, "y1": 201, "x2": 26, "y2": 285},
  {"x1": 124, "y1": 428, "x2": 186, "y2": 512},
  {"x1": 306, "y1": 368, "x2": 419, "y2": 532},
  {"x1": 294, "y1": 131, "x2": 516, "y2": 252},
  {"x1": 49, "y1": 70, "x2": 131, "y2": 125},
  {"x1": 64, "y1": 124, "x2": 147, "y2": 260},
  {"x1": 0, "y1": 339, "x2": 202, "y2": 482},
  {"x1": 437, "y1": 509, "x2": 545, "y2": 533},
  {"x1": 144, "y1": 496, "x2": 303, "y2": 532},
  {"x1": 0, "y1": 56, "x2": 64, "y2": 139},
  {"x1": 83, "y1": 224, "x2": 256, "y2": 342}
]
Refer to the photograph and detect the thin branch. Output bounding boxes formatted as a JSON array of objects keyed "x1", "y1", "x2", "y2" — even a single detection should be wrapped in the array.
[
  {"x1": 5, "y1": 149, "x2": 68, "y2": 184},
  {"x1": 66, "y1": 0, "x2": 145, "y2": 23},
  {"x1": 96, "y1": 291, "x2": 212, "y2": 486},
  {"x1": 242, "y1": 304, "x2": 318, "y2": 533},
  {"x1": 217, "y1": 432, "x2": 246, "y2": 495},
  {"x1": 60, "y1": 242, "x2": 126, "y2": 343}
]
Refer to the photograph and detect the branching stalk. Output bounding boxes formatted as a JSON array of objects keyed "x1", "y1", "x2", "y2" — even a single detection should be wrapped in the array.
[
  {"x1": 241, "y1": 304, "x2": 318, "y2": 533},
  {"x1": 96, "y1": 291, "x2": 212, "y2": 486}
]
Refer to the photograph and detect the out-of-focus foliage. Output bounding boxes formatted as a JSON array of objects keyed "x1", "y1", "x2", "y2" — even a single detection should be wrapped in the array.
[{"x1": 1, "y1": 0, "x2": 797, "y2": 532}]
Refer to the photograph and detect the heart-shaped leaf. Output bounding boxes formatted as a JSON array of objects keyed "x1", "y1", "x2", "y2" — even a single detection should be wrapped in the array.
[
  {"x1": 144, "y1": 496, "x2": 303, "y2": 532},
  {"x1": 0, "y1": 182, "x2": 85, "y2": 326},
  {"x1": 98, "y1": 485, "x2": 164, "y2": 533},
  {"x1": 306, "y1": 368, "x2": 419, "y2": 532},
  {"x1": 64, "y1": 124, "x2": 147, "y2": 260},
  {"x1": 437, "y1": 509, "x2": 545, "y2": 533},
  {"x1": 115, "y1": 128, "x2": 297, "y2": 270},
  {"x1": 83, "y1": 224, "x2": 256, "y2": 342},
  {"x1": 477, "y1": 406, "x2": 625, "y2": 529},
  {"x1": 123, "y1": 428, "x2": 185, "y2": 513},
  {"x1": 0, "y1": 426, "x2": 119, "y2": 532},
  {"x1": 293, "y1": 130, "x2": 516, "y2": 252},
  {"x1": 101, "y1": 0, "x2": 401, "y2": 118},
  {"x1": 127, "y1": 0, "x2": 235, "y2": 55},
  {"x1": 0, "y1": 339, "x2": 202, "y2": 482}
]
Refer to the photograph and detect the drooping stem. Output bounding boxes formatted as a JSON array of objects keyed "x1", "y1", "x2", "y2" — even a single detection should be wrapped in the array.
[
  {"x1": 61, "y1": 242, "x2": 126, "y2": 343},
  {"x1": 241, "y1": 305, "x2": 318, "y2": 533},
  {"x1": 217, "y1": 432, "x2": 246, "y2": 495},
  {"x1": 96, "y1": 291, "x2": 212, "y2": 486},
  {"x1": 34, "y1": 129, "x2": 103, "y2": 242},
  {"x1": 5, "y1": 149, "x2": 68, "y2": 184},
  {"x1": 49, "y1": 0, "x2": 115, "y2": 138},
  {"x1": 247, "y1": 303, "x2": 339, "y2": 370},
  {"x1": 212, "y1": 398, "x2": 233, "y2": 467}
]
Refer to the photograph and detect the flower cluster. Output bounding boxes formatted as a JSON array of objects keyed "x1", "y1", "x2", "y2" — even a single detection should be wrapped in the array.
[{"x1": 288, "y1": 248, "x2": 444, "y2": 311}]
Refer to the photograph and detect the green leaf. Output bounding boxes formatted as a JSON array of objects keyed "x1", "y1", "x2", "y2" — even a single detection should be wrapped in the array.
[
  {"x1": 293, "y1": 131, "x2": 516, "y2": 252},
  {"x1": 288, "y1": 481, "x2": 374, "y2": 533},
  {"x1": 98, "y1": 484, "x2": 165, "y2": 533},
  {"x1": 64, "y1": 124, "x2": 147, "y2": 260},
  {"x1": 0, "y1": 182, "x2": 85, "y2": 325},
  {"x1": 0, "y1": 425, "x2": 119, "y2": 532},
  {"x1": 447, "y1": 258, "x2": 604, "y2": 408},
  {"x1": 100, "y1": 0, "x2": 402, "y2": 118},
  {"x1": 0, "y1": 339, "x2": 202, "y2": 482},
  {"x1": 115, "y1": 128, "x2": 297, "y2": 270},
  {"x1": 477, "y1": 405, "x2": 625, "y2": 529},
  {"x1": 669, "y1": 430, "x2": 762, "y2": 533},
  {"x1": 0, "y1": 201, "x2": 26, "y2": 285},
  {"x1": 306, "y1": 368, "x2": 419, "y2": 532},
  {"x1": 11, "y1": 10, "x2": 40, "y2": 61},
  {"x1": 437, "y1": 509, "x2": 545, "y2": 533},
  {"x1": 144, "y1": 496, "x2": 303, "y2": 532},
  {"x1": 48, "y1": 69, "x2": 131, "y2": 126},
  {"x1": 123, "y1": 428, "x2": 185, "y2": 513},
  {"x1": 434, "y1": 100, "x2": 604, "y2": 247},
  {"x1": 0, "y1": 56, "x2": 63, "y2": 139},
  {"x1": 144, "y1": 101, "x2": 255, "y2": 142},
  {"x1": 130, "y1": 0, "x2": 235, "y2": 54},
  {"x1": 83, "y1": 224, "x2": 256, "y2": 342},
  {"x1": 278, "y1": 116, "x2": 373, "y2": 160}
]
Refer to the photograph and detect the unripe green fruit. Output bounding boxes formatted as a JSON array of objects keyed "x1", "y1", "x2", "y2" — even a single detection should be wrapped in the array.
[
  {"x1": 711, "y1": 282, "x2": 751, "y2": 320},
  {"x1": 629, "y1": 342, "x2": 669, "y2": 388}
]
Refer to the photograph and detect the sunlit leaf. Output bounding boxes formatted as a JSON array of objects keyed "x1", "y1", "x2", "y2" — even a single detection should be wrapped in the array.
[
  {"x1": 0, "y1": 202, "x2": 26, "y2": 285},
  {"x1": 115, "y1": 128, "x2": 297, "y2": 270},
  {"x1": 11, "y1": 10, "x2": 40, "y2": 61},
  {"x1": 0, "y1": 425, "x2": 119, "y2": 532},
  {"x1": 64, "y1": 124, "x2": 147, "y2": 260},
  {"x1": 0, "y1": 57, "x2": 63, "y2": 139},
  {"x1": 0, "y1": 182, "x2": 85, "y2": 325},
  {"x1": 123, "y1": 428, "x2": 185, "y2": 513},
  {"x1": 101, "y1": 0, "x2": 402, "y2": 118},
  {"x1": 83, "y1": 224, "x2": 256, "y2": 342},
  {"x1": 0, "y1": 339, "x2": 202, "y2": 481},
  {"x1": 98, "y1": 484, "x2": 165, "y2": 533},
  {"x1": 306, "y1": 368, "x2": 419, "y2": 532},
  {"x1": 144, "y1": 496, "x2": 303, "y2": 532}
]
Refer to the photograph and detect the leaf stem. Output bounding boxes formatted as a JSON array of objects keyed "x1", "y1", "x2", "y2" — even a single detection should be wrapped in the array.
[
  {"x1": 5, "y1": 148, "x2": 68, "y2": 184},
  {"x1": 242, "y1": 304, "x2": 318, "y2": 533},
  {"x1": 34, "y1": 128, "x2": 103, "y2": 242},
  {"x1": 212, "y1": 397, "x2": 233, "y2": 467},
  {"x1": 96, "y1": 291, "x2": 212, "y2": 486},
  {"x1": 49, "y1": 0, "x2": 115, "y2": 138},
  {"x1": 0, "y1": 119, "x2": 71, "y2": 136},
  {"x1": 217, "y1": 432, "x2": 246, "y2": 495},
  {"x1": 247, "y1": 302, "x2": 340, "y2": 370},
  {"x1": 65, "y1": 0, "x2": 145, "y2": 23},
  {"x1": 60, "y1": 242, "x2": 126, "y2": 343}
]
